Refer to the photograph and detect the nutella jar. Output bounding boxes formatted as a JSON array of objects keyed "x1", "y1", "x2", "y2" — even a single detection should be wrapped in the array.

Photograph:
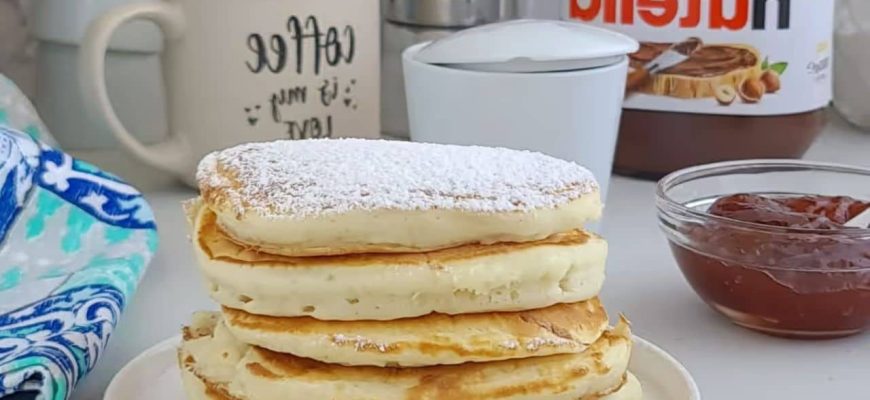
[{"x1": 565, "y1": 0, "x2": 834, "y2": 179}]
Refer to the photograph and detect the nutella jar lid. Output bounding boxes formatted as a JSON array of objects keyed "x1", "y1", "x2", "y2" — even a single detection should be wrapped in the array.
[{"x1": 413, "y1": 19, "x2": 638, "y2": 73}]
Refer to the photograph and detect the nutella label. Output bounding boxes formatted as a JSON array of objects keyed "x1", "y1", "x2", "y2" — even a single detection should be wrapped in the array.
[{"x1": 565, "y1": 0, "x2": 833, "y2": 116}]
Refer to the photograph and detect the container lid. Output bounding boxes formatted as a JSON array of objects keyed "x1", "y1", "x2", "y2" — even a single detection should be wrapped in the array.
[{"x1": 413, "y1": 19, "x2": 639, "y2": 73}]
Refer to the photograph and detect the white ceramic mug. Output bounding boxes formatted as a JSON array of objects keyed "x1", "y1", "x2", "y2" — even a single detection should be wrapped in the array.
[
  {"x1": 80, "y1": 0, "x2": 380, "y2": 185},
  {"x1": 403, "y1": 42, "x2": 628, "y2": 200}
]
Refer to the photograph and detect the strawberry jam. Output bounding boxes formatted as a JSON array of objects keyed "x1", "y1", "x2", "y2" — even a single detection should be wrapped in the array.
[{"x1": 671, "y1": 194, "x2": 870, "y2": 339}]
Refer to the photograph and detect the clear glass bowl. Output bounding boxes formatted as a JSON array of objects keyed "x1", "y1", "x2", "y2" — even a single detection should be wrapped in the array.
[{"x1": 656, "y1": 160, "x2": 870, "y2": 339}]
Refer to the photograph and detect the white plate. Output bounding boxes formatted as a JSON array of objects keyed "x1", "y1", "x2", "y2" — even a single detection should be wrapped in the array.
[{"x1": 104, "y1": 335, "x2": 700, "y2": 400}]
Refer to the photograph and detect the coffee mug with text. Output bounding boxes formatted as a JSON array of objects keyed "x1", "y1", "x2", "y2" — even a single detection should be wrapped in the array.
[{"x1": 80, "y1": 0, "x2": 380, "y2": 185}]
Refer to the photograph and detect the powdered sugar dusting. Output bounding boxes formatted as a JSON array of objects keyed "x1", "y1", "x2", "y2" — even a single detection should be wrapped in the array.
[
  {"x1": 331, "y1": 334, "x2": 393, "y2": 353},
  {"x1": 500, "y1": 339, "x2": 519, "y2": 350},
  {"x1": 197, "y1": 139, "x2": 598, "y2": 219},
  {"x1": 524, "y1": 336, "x2": 575, "y2": 352}
]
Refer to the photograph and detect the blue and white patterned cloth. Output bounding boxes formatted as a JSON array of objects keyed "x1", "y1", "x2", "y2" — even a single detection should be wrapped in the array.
[{"x1": 0, "y1": 75, "x2": 158, "y2": 399}]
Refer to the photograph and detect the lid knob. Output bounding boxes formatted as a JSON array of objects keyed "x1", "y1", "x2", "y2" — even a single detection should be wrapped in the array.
[{"x1": 413, "y1": 19, "x2": 640, "y2": 73}]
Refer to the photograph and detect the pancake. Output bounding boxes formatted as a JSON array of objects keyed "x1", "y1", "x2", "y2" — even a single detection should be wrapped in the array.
[
  {"x1": 193, "y1": 205, "x2": 607, "y2": 321},
  {"x1": 180, "y1": 367, "x2": 642, "y2": 400},
  {"x1": 195, "y1": 139, "x2": 601, "y2": 257},
  {"x1": 221, "y1": 299, "x2": 608, "y2": 367},
  {"x1": 178, "y1": 312, "x2": 639, "y2": 400}
]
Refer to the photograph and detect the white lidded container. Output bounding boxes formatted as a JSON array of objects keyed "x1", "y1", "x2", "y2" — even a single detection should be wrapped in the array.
[
  {"x1": 381, "y1": 0, "x2": 518, "y2": 140},
  {"x1": 403, "y1": 19, "x2": 638, "y2": 199}
]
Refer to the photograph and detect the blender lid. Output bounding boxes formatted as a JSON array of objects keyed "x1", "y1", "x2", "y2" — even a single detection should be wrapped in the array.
[{"x1": 413, "y1": 19, "x2": 639, "y2": 73}]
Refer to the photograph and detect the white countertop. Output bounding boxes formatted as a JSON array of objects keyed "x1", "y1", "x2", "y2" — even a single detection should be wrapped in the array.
[{"x1": 73, "y1": 113, "x2": 870, "y2": 400}]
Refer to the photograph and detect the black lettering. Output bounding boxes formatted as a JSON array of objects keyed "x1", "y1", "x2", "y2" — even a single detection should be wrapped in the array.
[
  {"x1": 284, "y1": 121, "x2": 296, "y2": 139},
  {"x1": 246, "y1": 34, "x2": 268, "y2": 73},
  {"x1": 324, "y1": 28, "x2": 341, "y2": 66},
  {"x1": 342, "y1": 26, "x2": 355, "y2": 63},
  {"x1": 287, "y1": 16, "x2": 305, "y2": 74},
  {"x1": 251, "y1": 15, "x2": 355, "y2": 75},
  {"x1": 270, "y1": 86, "x2": 308, "y2": 122},
  {"x1": 300, "y1": 120, "x2": 311, "y2": 138},
  {"x1": 753, "y1": 0, "x2": 790, "y2": 30},
  {"x1": 285, "y1": 120, "x2": 307, "y2": 139},
  {"x1": 284, "y1": 116, "x2": 333, "y2": 139},
  {"x1": 287, "y1": 86, "x2": 307, "y2": 104},
  {"x1": 309, "y1": 118, "x2": 323, "y2": 138},
  {"x1": 270, "y1": 93, "x2": 283, "y2": 122},
  {"x1": 305, "y1": 16, "x2": 324, "y2": 74},
  {"x1": 319, "y1": 78, "x2": 339, "y2": 106},
  {"x1": 268, "y1": 35, "x2": 288, "y2": 73}
]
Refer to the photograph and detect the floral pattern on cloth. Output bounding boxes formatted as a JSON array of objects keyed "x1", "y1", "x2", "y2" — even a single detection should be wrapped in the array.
[{"x1": 0, "y1": 76, "x2": 157, "y2": 400}]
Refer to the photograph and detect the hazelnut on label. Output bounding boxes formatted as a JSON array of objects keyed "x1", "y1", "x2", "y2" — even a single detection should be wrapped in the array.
[
  {"x1": 739, "y1": 78, "x2": 765, "y2": 103},
  {"x1": 761, "y1": 70, "x2": 781, "y2": 93},
  {"x1": 714, "y1": 85, "x2": 737, "y2": 106}
]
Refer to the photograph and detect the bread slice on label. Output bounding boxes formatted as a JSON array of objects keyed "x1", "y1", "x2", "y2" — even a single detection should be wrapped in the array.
[{"x1": 630, "y1": 42, "x2": 762, "y2": 99}]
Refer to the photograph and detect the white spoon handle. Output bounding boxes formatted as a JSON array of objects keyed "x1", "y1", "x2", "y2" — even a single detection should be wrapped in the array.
[{"x1": 845, "y1": 208, "x2": 870, "y2": 228}]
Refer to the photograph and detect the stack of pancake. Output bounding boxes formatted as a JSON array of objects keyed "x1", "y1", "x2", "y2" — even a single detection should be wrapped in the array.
[{"x1": 179, "y1": 139, "x2": 642, "y2": 400}]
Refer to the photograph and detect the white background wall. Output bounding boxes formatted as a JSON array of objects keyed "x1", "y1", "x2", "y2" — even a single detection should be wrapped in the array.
[{"x1": 0, "y1": 0, "x2": 35, "y2": 97}]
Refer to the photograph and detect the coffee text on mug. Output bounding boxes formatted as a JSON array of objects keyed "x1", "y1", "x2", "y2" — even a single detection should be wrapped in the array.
[{"x1": 246, "y1": 15, "x2": 355, "y2": 75}]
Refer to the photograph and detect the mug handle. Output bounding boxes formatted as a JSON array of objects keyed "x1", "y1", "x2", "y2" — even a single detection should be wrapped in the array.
[{"x1": 79, "y1": 3, "x2": 190, "y2": 177}]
